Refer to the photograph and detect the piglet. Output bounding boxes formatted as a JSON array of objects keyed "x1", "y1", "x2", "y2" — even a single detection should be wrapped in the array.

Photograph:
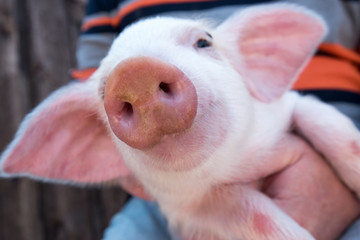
[{"x1": 1, "y1": 3, "x2": 360, "y2": 240}]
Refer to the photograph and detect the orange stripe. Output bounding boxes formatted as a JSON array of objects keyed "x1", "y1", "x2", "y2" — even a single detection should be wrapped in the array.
[
  {"x1": 71, "y1": 68, "x2": 97, "y2": 81},
  {"x1": 294, "y1": 56, "x2": 360, "y2": 93},
  {"x1": 82, "y1": 17, "x2": 113, "y2": 31},
  {"x1": 82, "y1": 0, "x2": 217, "y2": 31}
]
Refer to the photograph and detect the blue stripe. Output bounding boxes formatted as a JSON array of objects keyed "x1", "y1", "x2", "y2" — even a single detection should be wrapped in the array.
[{"x1": 86, "y1": 0, "x2": 122, "y2": 15}]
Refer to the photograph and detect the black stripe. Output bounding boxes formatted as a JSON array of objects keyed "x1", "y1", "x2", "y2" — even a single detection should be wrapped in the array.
[
  {"x1": 84, "y1": 25, "x2": 118, "y2": 34},
  {"x1": 86, "y1": 0, "x2": 122, "y2": 15},
  {"x1": 315, "y1": 50, "x2": 337, "y2": 58},
  {"x1": 298, "y1": 90, "x2": 360, "y2": 104},
  {"x1": 83, "y1": 0, "x2": 277, "y2": 35}
]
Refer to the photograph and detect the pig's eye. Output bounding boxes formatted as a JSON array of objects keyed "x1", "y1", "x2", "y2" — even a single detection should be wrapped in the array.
[
  {"x1": 196, "y1": 39, "x2": 212, "y2": 48},
  {"x1": 195, "y1": 32, "x2": 213, "y2": 49}
]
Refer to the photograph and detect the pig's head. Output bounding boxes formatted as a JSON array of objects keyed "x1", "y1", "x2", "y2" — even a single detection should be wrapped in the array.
[{"x1": 0, "y1": 4, "x2": 326, "y2": 199}]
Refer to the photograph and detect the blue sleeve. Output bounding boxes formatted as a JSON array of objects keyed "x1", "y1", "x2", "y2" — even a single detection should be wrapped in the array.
[{"x1": 102, "y1": 198, "x2": 173, "y2": 240}]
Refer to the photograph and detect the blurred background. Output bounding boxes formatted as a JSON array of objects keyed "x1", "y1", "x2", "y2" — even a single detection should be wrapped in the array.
[{"x1": 0, "y1": 0, "x2": 128, "y2": 239}]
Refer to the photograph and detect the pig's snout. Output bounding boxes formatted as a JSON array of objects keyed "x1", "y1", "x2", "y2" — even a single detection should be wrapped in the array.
[{"x1": 104, "y1": 56, "x2": 198, "y2": 149}]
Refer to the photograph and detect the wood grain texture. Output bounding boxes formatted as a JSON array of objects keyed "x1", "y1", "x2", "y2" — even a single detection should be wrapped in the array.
[{"x1": 0, "y1": 1, "x2": 129, "y2": 239}]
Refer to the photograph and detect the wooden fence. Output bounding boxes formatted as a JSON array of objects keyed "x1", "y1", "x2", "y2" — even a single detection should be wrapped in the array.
[{"x1": 0, "y1": 0, "x2": 129, "y2": 239}]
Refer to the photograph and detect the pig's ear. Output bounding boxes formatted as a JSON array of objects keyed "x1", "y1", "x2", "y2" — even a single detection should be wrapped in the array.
[
  {"x1": 215, "y1": 4, "x2": 327, "y2": 102},
  {"x1": 0, "y1": 81, "x2": 131, "y2": 184}
]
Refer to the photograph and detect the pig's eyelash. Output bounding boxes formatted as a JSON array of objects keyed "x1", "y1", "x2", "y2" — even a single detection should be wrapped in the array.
[
  {"x1": 98, "y1": 78, "x2": 106, "y2": 99},
  {"x1": 99, "y1": 89, "x2": 105, "y2": 99}
]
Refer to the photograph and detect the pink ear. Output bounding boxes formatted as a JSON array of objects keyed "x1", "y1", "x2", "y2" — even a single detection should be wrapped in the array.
[
  {"x1": 0, "y1": 81, "x2": 131, "y2": 184},
  {"x1": 217, "y1": 4, "x2": 327, "y2": 102}
]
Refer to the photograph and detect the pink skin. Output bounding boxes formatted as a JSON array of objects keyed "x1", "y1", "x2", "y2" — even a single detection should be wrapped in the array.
[
  {"x1": 1, "y1": 85, "x2": 129, "y2": 183},
  {"x1": 252, "y1": 212, "x2": 274, "y2": 236},
  {"x1": 218, "y1": 7, "x2": 326, "y2": 103},
  {"x1": 264, "y1": 141, "x2": 360, "y2": 240},
  {"x1": 351, "y1": 140, "x2": 360, "y2": 155}
]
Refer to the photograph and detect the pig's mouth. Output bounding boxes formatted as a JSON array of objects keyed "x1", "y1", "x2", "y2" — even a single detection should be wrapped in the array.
[{"x1": 138, "y1": 99, "x2": 229, "y2": 172}]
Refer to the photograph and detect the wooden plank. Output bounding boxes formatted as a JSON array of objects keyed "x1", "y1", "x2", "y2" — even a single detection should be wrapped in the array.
[{"x1": 0, "y1": 1, "x2": 130, "y2": 239}]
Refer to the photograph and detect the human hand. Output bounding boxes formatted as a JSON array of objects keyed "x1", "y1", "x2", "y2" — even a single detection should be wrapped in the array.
[{"x1": 263, "y1": 135, "x2": 360, "y2": 240}]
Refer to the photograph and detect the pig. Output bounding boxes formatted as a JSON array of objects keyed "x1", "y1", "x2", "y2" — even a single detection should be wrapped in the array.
[{"x1": 1, "y1": 3, "x2": 360, "y2": 240}]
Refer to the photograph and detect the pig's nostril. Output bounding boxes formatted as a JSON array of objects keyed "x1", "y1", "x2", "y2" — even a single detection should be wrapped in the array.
[
  {"x1": 159, "y1": 82, "x2": 172, "y2": 94},
  {"x1": 121, "y1": 102, "x2": 133, "y2": 118}
]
